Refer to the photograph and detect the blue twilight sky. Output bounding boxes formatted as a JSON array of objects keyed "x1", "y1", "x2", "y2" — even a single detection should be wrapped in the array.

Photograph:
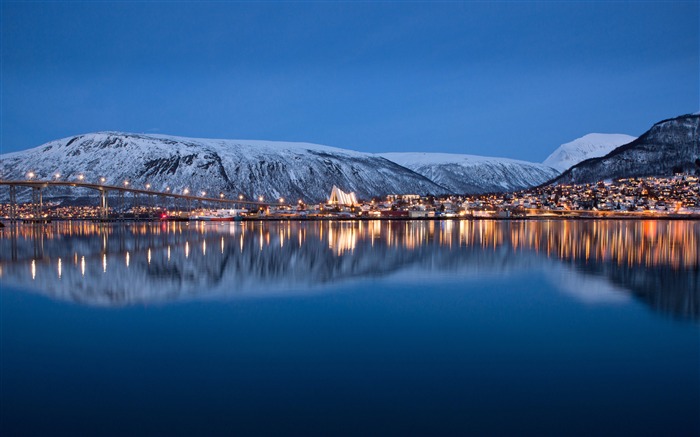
[{"x1": 1, "y1": 1, "x2": 698, "y2": 161}]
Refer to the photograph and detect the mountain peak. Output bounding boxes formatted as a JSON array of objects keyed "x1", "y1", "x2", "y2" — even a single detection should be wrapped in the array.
[
  {"x1": 552, "y1": 113, "x2": 700, "y2": 184},
  {"x1": 543, "y1": 133, "x2": 636, "y2": 172}
]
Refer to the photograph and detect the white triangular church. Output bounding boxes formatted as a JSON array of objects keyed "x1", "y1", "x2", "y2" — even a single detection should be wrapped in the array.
[{"x1": 328, "y1": 185, "x2": 358, "y2": 206}]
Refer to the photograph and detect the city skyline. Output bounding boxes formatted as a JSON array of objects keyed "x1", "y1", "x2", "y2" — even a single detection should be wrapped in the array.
[{"x1": 1, "y1": 1, "x2": 698, "y2": 161}]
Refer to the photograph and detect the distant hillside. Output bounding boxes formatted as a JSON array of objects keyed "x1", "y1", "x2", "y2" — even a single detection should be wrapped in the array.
[
  {"x1": 551, "y1": 114, "x2": 700, "y2": 184},
  {"x1": 380, "y1": 152, "x2": 558, "y2": 194},
  {"x1": 543, "y1": 133, "x2": 636, "y2": 172}
]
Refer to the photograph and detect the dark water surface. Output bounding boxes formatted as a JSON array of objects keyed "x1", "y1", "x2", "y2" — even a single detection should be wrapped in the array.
[{"x1": 1, "y1": 220, "x2": 699, "y2": 436}]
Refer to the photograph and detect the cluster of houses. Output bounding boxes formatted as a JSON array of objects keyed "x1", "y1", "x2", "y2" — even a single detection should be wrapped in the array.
[
  {"x1": 3, "y1": 176, "x2": 699, "y2": 221},
  {"x1": 463, "y1": 175, "x2": 700, "y2": 216},
  {"x1": 292, "y1": 175, "x2": 700, "y2": 218}
]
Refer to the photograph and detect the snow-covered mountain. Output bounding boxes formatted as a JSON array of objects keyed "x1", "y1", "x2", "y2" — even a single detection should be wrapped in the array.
[
  {"x1": 0, "y1": 132, "x2": 448, "y2": 202},
  {"x1": 0, "y1": 131, "x2": 564, "y2": 201},
  {"x1": 553, "y1": 114, "x2": 700, "y2": 184},
  {"x1": 380, "y1": 152, "x2": 559, "y2": 194},
  {"x1": 543, "y1": 133, "x2": 637, "y2": 172}
]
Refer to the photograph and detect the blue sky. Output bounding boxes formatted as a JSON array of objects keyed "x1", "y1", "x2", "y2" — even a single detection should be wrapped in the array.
[{"x1": 1, "y1": 1, "x2": 698, "y2": 161}]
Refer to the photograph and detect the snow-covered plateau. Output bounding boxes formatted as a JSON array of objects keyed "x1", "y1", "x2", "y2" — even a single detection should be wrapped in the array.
[
  {"x1": 0, "y1": 132, "x2": 558, "y2": 201},
  {"x1": 0, "y1": 132, "x2": 447, "y2": 202}
]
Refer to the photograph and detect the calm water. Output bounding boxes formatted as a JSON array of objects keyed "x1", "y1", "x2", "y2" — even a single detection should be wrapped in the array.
[{"x1": 1, "y1": 220, "x2": 698, "y2": 436}]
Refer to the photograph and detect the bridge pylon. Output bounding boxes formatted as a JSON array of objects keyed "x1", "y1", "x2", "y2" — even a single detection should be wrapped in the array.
[
  {"x1": 100, "y1": 189, "x2": 109, "y2": 220},
  {"x1": 9, "y1": 185, "x2": 17, "y2": 222}
]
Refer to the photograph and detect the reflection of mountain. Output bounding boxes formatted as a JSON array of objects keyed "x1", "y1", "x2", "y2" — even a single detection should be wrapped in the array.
[
  {"x1": 571, "y1": 262, "x2": 699, "y2": 321},
  {"x1": 0, "y1": 220, "x2": 698, "y2": 321}
]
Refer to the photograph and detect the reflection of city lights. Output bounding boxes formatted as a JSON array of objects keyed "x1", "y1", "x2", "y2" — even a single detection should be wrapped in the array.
[{"x1": 6, "y1": 220, "x2": 700, "y2": 289}]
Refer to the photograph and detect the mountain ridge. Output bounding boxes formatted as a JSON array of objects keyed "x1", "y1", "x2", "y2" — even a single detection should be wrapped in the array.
[
  {"x1": 0, "y1": 131, "x2": 556, "y2": 201},
  {"x1": 551, "y1": 113, "x2": 700, "y2": 185},
  {"x1": 380, "y1": 152, "x2": 559, "y2": 194}
]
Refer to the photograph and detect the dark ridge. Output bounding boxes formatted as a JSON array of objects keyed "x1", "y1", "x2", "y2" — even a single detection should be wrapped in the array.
[
  {"x1": 541, "y1": 113, "x2": 700, "y2": 187},
  {"x1": 64, "y1": 136, "x2": 83, "y2": 148}
]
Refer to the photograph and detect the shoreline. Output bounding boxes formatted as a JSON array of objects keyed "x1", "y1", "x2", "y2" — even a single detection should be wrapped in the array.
[{"x1": 3, "y1": 214, "x2": 700, "y2": 225}]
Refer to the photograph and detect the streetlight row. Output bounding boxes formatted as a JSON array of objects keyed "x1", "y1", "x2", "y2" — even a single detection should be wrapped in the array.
[{"x1": 24, "y1": 171, "x2": 295, "y2": 204}]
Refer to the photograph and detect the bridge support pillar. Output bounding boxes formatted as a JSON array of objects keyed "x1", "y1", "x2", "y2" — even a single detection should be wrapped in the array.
[
  {"x1": 118, "y1": 191, "x2": 125, "y2": 220},
  {"x1": 31, "y1": 187, "x2": 43, "y2": 220},
  {"x1": 100, "y1": 190, "x2": 109, "y2": 220},
  {"x1": 9, "y1": 185, "x2": 17, "y2": 222}
]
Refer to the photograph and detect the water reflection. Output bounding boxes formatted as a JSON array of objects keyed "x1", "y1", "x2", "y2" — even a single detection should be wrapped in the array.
[{"x1": 1, "y1": 220, "x2": 698, "y2": 319}]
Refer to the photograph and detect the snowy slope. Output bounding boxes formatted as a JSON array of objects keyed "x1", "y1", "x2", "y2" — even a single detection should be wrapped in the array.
[
  {"x1": 543, "y1": 133, "x2": 636, "y2": 172},
  {"x1": 0, "y1": 132, "x2": 448, "y2": 202},
  {"x1": 380, "y1": 152, "x2": 559, "y2": 194},
  {"x1": 553, "y1": 114, "x2": 700, "y2": 184}
]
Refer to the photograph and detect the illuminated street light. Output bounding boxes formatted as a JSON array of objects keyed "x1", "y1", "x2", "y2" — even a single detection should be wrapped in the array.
[
  {"x1": 100, "y1": 177, "x2": 106, "y2": 184},
  {"x1": 165, "y1": 186, "x2": 170, "y2": 192},
  {"x1": 238, "y1": 194, "x2": 244, "y2": 200},
  {"x1": 258, "y1": 196, "x2": 264, "y2": 202},
  {"x1": 201, "y1": 191, "x2": 206, "y2": 197},
  {"x1": 78, "y1": 174, "x2": 85, "y2": 181},
  {"x1": 145, "y1": 183, "x2": 151, "y2": 190},
  {"x1": 27, "y1": 172, "x2": 35, "y2": 179},
  {"x1": 123, "y1": 180, "x2": 129, "y2": 187},
  {"x1": 54, "y1": 173, "x2": 61, "y2": 179},
  {"x1": 279, "y1": 198, "x2": 285, "y2": 204},
  {"x1": 183, "y1": 188, "x2": 190, "y2": 195},
  {"x1": 219, "y1": 193, "x2": 224, "y2": 199}
]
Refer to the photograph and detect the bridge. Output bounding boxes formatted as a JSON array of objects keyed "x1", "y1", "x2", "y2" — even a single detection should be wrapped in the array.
[{"x1": 0, "y1": 179, "x2": 286, "y2": 221}]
